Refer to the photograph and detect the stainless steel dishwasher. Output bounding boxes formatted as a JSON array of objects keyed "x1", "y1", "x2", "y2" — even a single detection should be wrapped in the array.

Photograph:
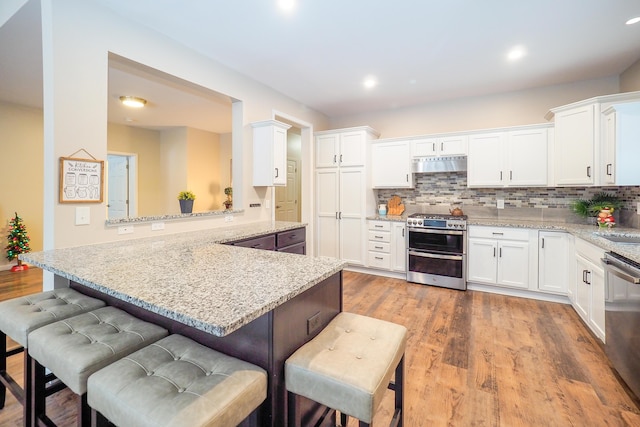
[{"x1": 602, "y1": 252, "x2": 640, "y2": 399}]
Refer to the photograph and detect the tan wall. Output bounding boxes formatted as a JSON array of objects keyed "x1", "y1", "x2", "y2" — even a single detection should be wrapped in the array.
[
  {"x1": 328, "y1": 76, "x2": 621, "y2": 137},
  {"x1": 0, "y1": 102, "x2": 43, "y2": 269},
  {"x1": 186, "y1": 127, "x2": 221, "y2": 211},
  {"x1": 621, "y1": 58, "x2": 640, "y2": 92},
  {"x1": 107, "y1": 123, "x2": 163, "y2": 217},
  {"x1": 160, "y1": 128, "x2": 189, "y2": 215}
]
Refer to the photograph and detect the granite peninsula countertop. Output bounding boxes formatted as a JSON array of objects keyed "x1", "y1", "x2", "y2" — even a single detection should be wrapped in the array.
[{"x1": 20, "y1": 221, "x2": 347, "y2": 337}]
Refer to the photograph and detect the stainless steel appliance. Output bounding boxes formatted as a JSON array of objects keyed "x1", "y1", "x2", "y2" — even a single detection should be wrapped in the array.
[
  {"x1": 412, "y1": 155, "x2": 467, "y2": 174},
  {"x1": 602, "y1": 252, "x2": 640, "y2": 399},
  {"x1": 406, "y1": 213, "x2": 467, "y2": 290}
]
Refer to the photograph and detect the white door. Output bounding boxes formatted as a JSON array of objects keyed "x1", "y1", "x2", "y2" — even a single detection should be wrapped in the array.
[
  {"x1": 554, "y1": 105, "x2": 595, "y2": 185},
  {"x1": 439, "y1": 135, "x2": 468, "y2": 156},
  {"x1": 107, "y1": 154, "x2": 129, "y2": 219},
  {"x1": 507, "y1": 128, "x2": 548, "y2": 186},
  {"x1": 316, "y1": 134, "x2": 339, "y2": 168},
  {"x1": 273, "y1": 126, "x2": 287, "y2": 186},
  {"x1": 589, "y1": 264, "x2": 606, "y2": 341},
  {"x1": 574, "y1": 255, "x2": 590, "y2": 322},
  {"x1": 338, "y1": 131, "x2": 366, "y2": 167},
  {"x1": 538, "y1": 232, "x2": 568, "y2": 294},
  {"x1": 339, "y1": 168, "x2": 365, "y2": 265},
  {"x1": 467, "y1": 132, "x2": 505, "y2": 187},
  {"x1": 497, "y1": 240, "x2": 529, "y2": 289},
  {"x1": 467, "y1": 238, "x2": 498, "y2": 284},
  {"x1": 391, "y1": 222, "x2": 406, "y2": 272},
  {"x1": 275, "y1": 159, "x2": 298, "y2": 222}
]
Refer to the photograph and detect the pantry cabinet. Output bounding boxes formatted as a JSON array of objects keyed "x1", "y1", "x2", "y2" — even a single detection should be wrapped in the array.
[
  {"x1": 467, "y1": 125, "x2": 549, "y2": 188},
  {"x1": 467, "y1": 226, "x2": 533, "y2": 290},
  {"x1": 251, "y1": 120, "x2": 290, "y2": 186},
  {"x1": 371, "y1": 140, "x2": 413, "y2": 188},
  {"x1": 315, "y1": 127, "x2": 379, "y2": 266}
]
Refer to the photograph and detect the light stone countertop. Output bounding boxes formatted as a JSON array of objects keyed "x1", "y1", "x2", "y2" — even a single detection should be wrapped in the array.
[{"x1": 20, "y1": 221, "x2": 347, "y2": 337}]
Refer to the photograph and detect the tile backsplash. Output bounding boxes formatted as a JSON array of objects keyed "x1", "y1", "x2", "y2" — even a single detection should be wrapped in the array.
[{"x1": 376, "y1": 172, "x2": 640, "y2": 227}]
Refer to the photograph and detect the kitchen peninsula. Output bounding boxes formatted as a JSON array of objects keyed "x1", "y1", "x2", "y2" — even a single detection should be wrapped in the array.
[{"x1": 20, "y1": 221, "x2": 346, "y2": 426}]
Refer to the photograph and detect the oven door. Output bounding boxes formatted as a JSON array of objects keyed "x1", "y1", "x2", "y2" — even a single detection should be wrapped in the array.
[
  {"x1": 407, "y1": 250, "x2": 466, "y2": 290},
  {"x1": 408, "y1": 228, "x2": 464, "y2": 254}
]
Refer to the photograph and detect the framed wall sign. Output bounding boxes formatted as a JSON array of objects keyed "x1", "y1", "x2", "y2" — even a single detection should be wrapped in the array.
[{"x1": 59, "y1": 157, "x2": 104, "y2": 203}]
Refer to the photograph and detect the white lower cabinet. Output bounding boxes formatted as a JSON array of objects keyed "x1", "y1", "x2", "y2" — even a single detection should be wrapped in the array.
[
  {"x1": 538, "y1": 231, "x2": 569, "y2": 295},
  {"x1": 467, "y1": 226, "x2": 533, "y2": 290},
  {"x1": 367, "y1": 220, "x2": 406, "y2": 273},
  {"x1": 574, "y1": 238, "x2": 605, "y2": 342}
]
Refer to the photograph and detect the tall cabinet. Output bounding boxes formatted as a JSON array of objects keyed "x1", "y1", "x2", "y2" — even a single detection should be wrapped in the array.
[{"x1": 315, "y1": 127, "x2": 379, "y2": 266}]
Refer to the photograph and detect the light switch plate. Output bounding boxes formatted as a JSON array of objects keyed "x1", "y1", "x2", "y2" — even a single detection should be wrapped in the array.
[
  {"x1": 497, "y1": 199, "x2": 505, "y2": 209},
  {"x1": 118, "y1": 226, "x2": 134, "y2": 235},
  {"x1": 75, "y1": 207, "x2": 90, "y2": 225},
  {"x1": 151, "y1": 222, "x2": 165, "y2": 231}
]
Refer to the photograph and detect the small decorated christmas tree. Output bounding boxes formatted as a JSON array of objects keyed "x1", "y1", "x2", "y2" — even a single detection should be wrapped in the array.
[{"x1": 5, "y1": 212, "x2": 31, "y2": 272}]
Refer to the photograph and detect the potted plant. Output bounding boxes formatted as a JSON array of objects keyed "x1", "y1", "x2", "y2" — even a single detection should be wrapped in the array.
[
  {"x1": 223, "y1": 187, "x2": 233, "y2": 210},
  {"x1": 177, "y1": 190, "x2": 196, "y2": 214},
  {"x1": 571, "y1": 192, "x2": 622, "y2": 225}
]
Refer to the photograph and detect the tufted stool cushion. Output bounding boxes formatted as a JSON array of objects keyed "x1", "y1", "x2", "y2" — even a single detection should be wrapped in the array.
[
  {"x1": 28, "y1": 306, "x2": 168, "y2": 395},
  {"x1": 0, "y1": 288, "x2": 106, "y2": 348},
  {"x1": 87, "y1": 334, "x2": 268, "y2": 427},
  {"x1": 285, "y1": 312, "x2": 407, "y2": 424}
]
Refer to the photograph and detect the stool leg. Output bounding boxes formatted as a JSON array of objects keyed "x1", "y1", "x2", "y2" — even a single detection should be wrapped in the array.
[
  {"x1": 23, "y1": 352, "x2": 33, "y2": 427},
  {"x1": 394, "y1": 355, "x2": 405, "y2": 427},
  {"x1": 287, "y1": 390, "x2": 300, "y2": 426},
  {"x1": 78, "y1": 393, "x2": 91, "y2": 427},
  {"x1": 31, "y1": 356, "x2": 46, "y2": 427}
]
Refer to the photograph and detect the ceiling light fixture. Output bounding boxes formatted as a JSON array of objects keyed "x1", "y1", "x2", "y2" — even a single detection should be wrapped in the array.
[
  {"x1": 626, "y1": 16, "x2": 640, "y2": 25},
  {"x1": 119, "y1": 96, "x2": 147, "y2": 108},
  {"x1": 507, "y1": 46, "x2": 526, "y2": 62},
  {"x1": 277, "y1": 0, "x2": 296, "y2": 12},
  {"x1": 363, "y1": 76, "x2": 378, "y2": 89}
]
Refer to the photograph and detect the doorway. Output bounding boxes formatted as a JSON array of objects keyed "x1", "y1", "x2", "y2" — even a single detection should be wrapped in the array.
[
  {"x1": 107, "y1": 153, "x2": 137, "y2": 219},
  {"x1": 275, "y1": 123, "x2": 302, "y2": 222}
]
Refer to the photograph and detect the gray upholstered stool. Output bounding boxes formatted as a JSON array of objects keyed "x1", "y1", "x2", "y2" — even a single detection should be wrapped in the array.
[
  {"x1": 285, "y1": 312, "x2": 407, "y2": 427},
  {"x1": 28, "y1": 306, "x2": 168, "y2": 426},
  {"x1": 87, "y1": 334, "x2": 268, "y2": 427},
  {"x1": 0, "y1": 289, "x2": 105, "y2": 422}
]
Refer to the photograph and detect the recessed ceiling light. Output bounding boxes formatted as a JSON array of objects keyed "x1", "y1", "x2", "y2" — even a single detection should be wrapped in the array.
[
  {"x1": 626, "y1": 16, "x2": 640, "y2": 25},
  {"x1": 119, "y1": 96, "x2": 147, "y2": 108},
  {"x1": 277, "y1": 0, "x2": 296, "y2": 12},
  {"x1": 363, "y1": 76, "x2": 378, "y2": 89},
  {"x1": 507, "y1": 46, "x2": 526, "y2": 61}
]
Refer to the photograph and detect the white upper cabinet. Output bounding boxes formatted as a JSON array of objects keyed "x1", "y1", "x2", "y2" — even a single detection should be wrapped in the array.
[
  {"x1": 371, "y1": 140, "x2": 414, "y2": 188},
  {"x1": 601, "y1": 102, "x2": 640, "y2": 186},
  {"x1": 252, "y1": 120, "x2": 291, "y2": 186},
  {"x1": 315, "y1": 127, "x2": 379, "y2": 168},
  {"x1": 467, "y1": 125, "x2": 549, "y2": 188},
  {"x1": 412, "y1": 135, "x2": 467, "y2": 157},
  {"x1": 553, "y1": 104, "x2": 596, "y2": 186}
]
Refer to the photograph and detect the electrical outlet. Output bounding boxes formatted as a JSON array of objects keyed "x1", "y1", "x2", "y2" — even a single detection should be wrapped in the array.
[
  {"x1": 225, "y1": 215, "x2": 234, "y2": 222},
  {"x1": 75, "y1": 207, "x2": 90, "y2": 225},
  {"x1": 118, "y1": 226, "x2": 134, "y2": 235},
  {"x1": 151, "y1": 222, "x2": 165, "y2": 231},
  {"x1": 265, "y1": 199, "x2": 271, "y2": 209},
  {"x1": 497, "y1": 199, "x2": 505, "y2": 209}
]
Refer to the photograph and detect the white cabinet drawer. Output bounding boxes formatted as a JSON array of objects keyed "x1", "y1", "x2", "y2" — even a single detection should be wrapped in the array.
[
  {"x1": 468, "y1": 226, "x2": 530, "y2": 241},
  {"x1": 368, "y1": 221, "x2": 391, "y2": 232},
  {"x1": 368, "y1": 241, "x2": 390, "y2": 253},
  {"x1": 368, "y1": 251, "x2": 391, "y2": 269},
  {"x1": 368, "y1": 230, "x2": 391, "y2": 243}
]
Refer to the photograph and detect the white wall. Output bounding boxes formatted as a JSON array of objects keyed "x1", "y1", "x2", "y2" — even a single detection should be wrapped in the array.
[
  {"x1": 40, "y1": 0, "x2": 330, "y2": 256},
  {"x1": 328, "y1": 76, "x2": 620, "y2": 137}
]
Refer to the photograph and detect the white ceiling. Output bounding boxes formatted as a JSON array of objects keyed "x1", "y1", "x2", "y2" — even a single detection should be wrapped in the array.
[{"x1": 2, "y1": 0, "x2": 640, "y2": 134}]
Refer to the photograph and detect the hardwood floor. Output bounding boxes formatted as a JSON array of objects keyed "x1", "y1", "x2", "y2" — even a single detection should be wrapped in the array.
[{"x1": 1, "y1": 268, "x2": 639, "y2": 426}]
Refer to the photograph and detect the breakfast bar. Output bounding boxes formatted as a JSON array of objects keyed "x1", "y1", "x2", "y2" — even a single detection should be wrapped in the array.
[{"x1": 20, "y1": 221, "x2": 346, "y2": 426}]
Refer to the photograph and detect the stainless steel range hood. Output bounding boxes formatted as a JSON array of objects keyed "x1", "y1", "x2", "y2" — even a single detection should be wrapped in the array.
[{"x1": 412, "y1": 155, "x2": 467, "y2": 173}]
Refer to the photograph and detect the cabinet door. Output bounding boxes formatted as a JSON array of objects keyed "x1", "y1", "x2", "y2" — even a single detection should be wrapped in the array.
[
  {"x1": 538, "y1": 231, "x2": 568, "y2": 294},
  {"x1": 467, "y1": 132, "x2": 505, "y2": 187},
  {"x1": 391, "y1": 222, "x2": 406, "y2": 272},
  {"x1": 339, "y1": 131, "x2": 366, "y2": 167},
  {"x1": 467, "y1": 238, "x2": 498, "y2": 284},
  {"x1": 602, "y1": 111, "x2": 616, "y2": 185},
  {"x1": 497, "y1": 240, "x2": 529, "y2": 289},
  {"x1": 371, "y1": 141, "x2": 413, "y2": 188},
  {"x1": 507, "y1": 128, "x2": 548, "y2": 186},
  {"x1": 272, "y1": 125, "x2": 287, "y2": 185},
  {"x1": 589, "y1": 264, "x2": 605, "y2": 341},
  {"x1": 339, "y1": 168, "x2": 365, "y2": 265},
  {"x1": 412, "y1": 138, "x2": 437, "y2": 157},
  {"x1": 574, "y1": 255, "x2": 590, "y2": 322},
  {"x1": 554, "y1": 105, "x2": 595, "y2": 185},
  {"x1": 439, "y1": 135, "x2": 468, "y2": 156},
  {"x1": 316, "y1": 134, "x2": 339, "y2": 168},
  {"x1": 315, "y1": 170, "x2": 339, "y2": 258}
]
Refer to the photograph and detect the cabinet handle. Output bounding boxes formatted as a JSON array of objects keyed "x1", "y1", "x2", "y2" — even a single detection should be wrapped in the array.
[
  {"x1": 440, "y1": 142, "x2": 444, "y2": 151},
  {"x1": 510, "y1": 170, "x2": 513, "y2": 181},
  {"x1": 606, "y1": 163, "x2": 612, "y2": 176},
  {"x1": 499, "y1": 248, "x2": 502, "y2": 258},
  {"x1": 541, "y1": 238, "x2": 545, "y2": 249},
  {"x1": 586, "y1": 271, "x2": 591, "y2": 285},
  {"x1": 492, "y1": 232, "x2": 504, "y2": 236},
  {"x1": 402, "y1": 228, "x2": 405, "y2": 237},
  {"x1": 375, "y1": 246, "x2": 383, "y2": 249},
  {"x1": 493, "y1": 247, "x2": 496, "y2": 257},
  {"x1": 375, "y1": 256, "x2": 384, "y2": 260},
  {"x1": 339, "y1": 212, "x2": 342, "y2": 219},
  {"x1": 333, "y1": 154, "x2": 337, "y2": 164},
  {"x1": 275, "y1": 167, "x2": 279, "y2": 178},
  {"x1": 335, "y1": 212, "x2": 339, "y2": 219},
  {"x1": 374, "y1": 225, "x2": 384, "y2": 228},
  {"x1": 340, "y1": 154, "x2": 343, "y2": 163},
  {"x1": 500, "y1": 171, "x2": 503, "y2": 181},
  {"x1": 374, "y1": 235, "x2": 383, "y2": 239},
  {"x1": 582, "y1": 269, "x2": 587, "y2": 284},
  {"x1": 586, "y1": 166, "x2": 591, "y2": 178},
  {"x1": 406, "y1": 174, "x2": 409, "y2": 182},
  {"x1": 432, "y1": 142, "x2": 436, "y2": 152}
]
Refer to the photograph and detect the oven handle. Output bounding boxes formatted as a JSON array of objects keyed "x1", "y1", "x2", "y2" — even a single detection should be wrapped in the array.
[
  {"x1": 407, "y1": 227, "x2": 464, "y2": 236},
  {"x1": 602, "y1": 258, "x2": 640, "y2": 284},
  {"x1": 408, "y1": 250, "x2": 463, "y2": 261}
]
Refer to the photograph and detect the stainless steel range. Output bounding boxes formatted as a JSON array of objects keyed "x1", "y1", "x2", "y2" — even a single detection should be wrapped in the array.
[{"x1": 406, "y1": 213, "x2": 467, "y2": 290}]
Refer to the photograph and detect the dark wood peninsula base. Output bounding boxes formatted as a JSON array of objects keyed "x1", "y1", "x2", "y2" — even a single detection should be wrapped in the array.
[{"x1": 71, "y1": 270, "x2": 342, "y2": 427}]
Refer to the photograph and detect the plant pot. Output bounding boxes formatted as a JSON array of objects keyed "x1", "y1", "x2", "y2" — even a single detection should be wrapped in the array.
[{"x1": 179, "y1": 199, "x2": 194, "y2": 214}]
